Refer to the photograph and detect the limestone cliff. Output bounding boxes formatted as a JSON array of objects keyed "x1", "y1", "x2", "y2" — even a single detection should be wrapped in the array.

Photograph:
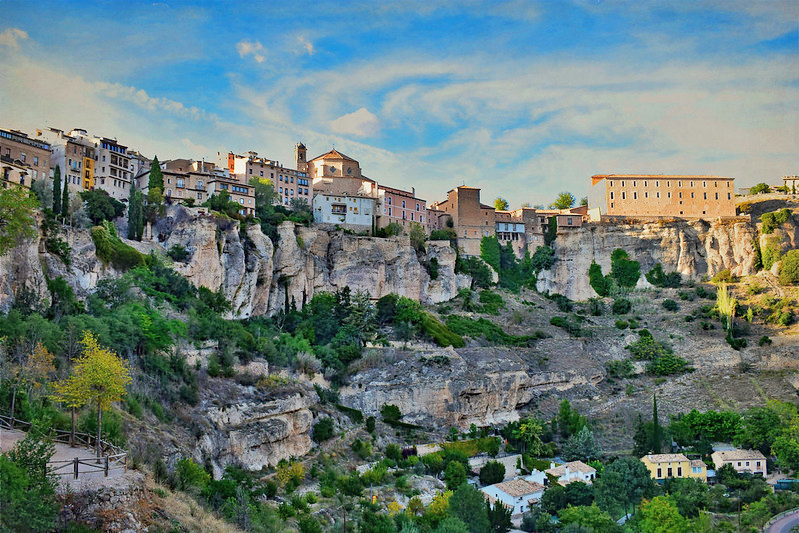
[{"x1": 537, "y1": 219, "x2": 760, "y2": 300}]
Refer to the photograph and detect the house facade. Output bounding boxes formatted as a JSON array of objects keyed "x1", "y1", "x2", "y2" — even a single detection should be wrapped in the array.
[
  {"x1": 641, "y1": 453, "x2": 707, "y2": 482},
  {"x1": 0, "y1": 128, "x2": 51, "y2": 189},
  {"x1": 481, "y1": 479, "x2": 545, "y2": 516},
  {"x1": 37, "y1": 127, "x2": 96, "y2": 192},
  {"x1": 377, "y1": 185, "x2": 426, "y2": 230},
  {"x1": 226, "y1": 150, "x2": 312, "y2": 208},
  {"x1": 313, "y1": 192, "x2": 375, "y2": 231},
  {"x1": 711, "y1": 450, "x2": 767, "y2": 476},
  {"x1": 588, "y1": 174, "x2": 736, "y2": 221},
  {"x1": 545, "y1": 461, "x2": 597, "y2": 486}
]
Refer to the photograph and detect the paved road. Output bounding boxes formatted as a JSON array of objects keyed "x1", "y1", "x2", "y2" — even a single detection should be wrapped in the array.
[{"x1": 767, "y1": 509, "x2": 799, "y2": 533}]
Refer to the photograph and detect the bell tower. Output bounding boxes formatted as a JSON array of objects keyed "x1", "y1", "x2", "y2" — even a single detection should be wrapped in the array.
[{"x1": 295, "y1": 142, "x2": 307, "y2": 173}]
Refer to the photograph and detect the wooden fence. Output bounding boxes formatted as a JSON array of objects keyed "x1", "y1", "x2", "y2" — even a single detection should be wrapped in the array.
[{"x1": 0, "y1": 412, "x2": 128, "y2": 479}]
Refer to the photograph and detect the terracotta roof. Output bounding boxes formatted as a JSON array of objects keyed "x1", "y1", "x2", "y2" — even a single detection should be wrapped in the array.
[
  {"x1": 309, "y1": 148, "x2": 357, "y2": 163},
  {"x1": 494, "y1": 479, "x2": 544, "y2": 497},
  {"x1": 546, "y1": 461, "x2": 596, "y2": 477},
  {"x1": 642, "y1": 454, "x2": 689, "y2": 463},
  {"x1": 690, "y1": 460, "x2": 706, "y2": 468},
  {"x1": 714, "y1": 450, "x2": 766, "y2": 462}
]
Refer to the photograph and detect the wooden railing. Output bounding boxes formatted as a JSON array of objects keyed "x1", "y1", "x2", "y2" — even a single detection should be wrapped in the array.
[{"x1": 0, "y1": 412, "x2": 128, "y2": 479}]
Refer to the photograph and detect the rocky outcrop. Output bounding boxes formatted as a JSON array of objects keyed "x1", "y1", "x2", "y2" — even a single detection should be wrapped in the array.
[
  {"x1": 339, "y1": 346, "x2": 602, "y2": 428},
  {"x1": 537, "y1": 219, "x2": 760, "y2": 300},
  {"x1": 197, "y1": 382, "x2": 314, "y2": 478},
  {"x1": 424, "y1": 241, "x2": 472, "y2": 302}
]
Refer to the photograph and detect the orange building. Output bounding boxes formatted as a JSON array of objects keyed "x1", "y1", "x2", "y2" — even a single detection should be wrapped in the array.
[{"x1": 588, "y1": 174, "x2": 736, "y2": 220}]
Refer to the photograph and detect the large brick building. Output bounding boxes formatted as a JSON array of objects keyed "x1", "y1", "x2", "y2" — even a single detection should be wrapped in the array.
[
  {"x1": 588, "y1": 174, "x2": 736, "y2": 220},
  {"x1": 0, "y1": 128, "x2": 50, "y2": 188},
  {"x1": 226, "y1": 150, "x2": 312, "y2": 208}
]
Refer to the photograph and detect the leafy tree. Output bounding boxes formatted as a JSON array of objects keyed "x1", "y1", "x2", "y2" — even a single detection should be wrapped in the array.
[
  {"x1": 561, "y1": 426, "x2": 601, "y2": 461},
  {"x1": 594, "y1": 457, "x2": 655, "y2": 518},
  {"x1": 52, "y1": 331, "x2": 132, "y2": 459},
  {"x1": 773, "y1": 435, "x2": 799, "y2": 472},
  {"x1": 0, "y1": 434, "x2": 58, "y2": 532},
  {"x1": 779, "y1": 250, "x2": 799, "y2": 285},
  {"x1": 434, "y1": 517, "x2": 470, "y2": 533},
  {"x1": 494, "y1": 198, "x2": 509, "y2": 211},
  {"x1": 479, "y1": 460, "x2": 505, "y2": 485},
  {"x1": 610, "y1": 249, "x2": 640, "y2": 288},
  {"x1": 381, "y1": 404, "x2": 402, "y2": 422},
  {"x1": 637, "y1": 496, "x2": 688, "y2": 533},
  {"x1": 580, "y1": 196, "x2": 588, "y2": 207},
  {"x1": 409, "y1": 222, "x2": 426, "y2": 253},
  {"x1": 662, "y1": 478, "x2": 709, "y2": 518},
  {"x1": 557, "y1": 399, "x2": 586, "y2": 438},
  {"x1": 0, "y1": 185, "x2": 38, "y2": 255},
  {"x1": 148, "y1": 156, "x2": 164, "y2": 191},
  {"x1": 551, "y1": 192, "x2": 576, "y2": 210},
  {"x1": 749, "y1": 182, "x2": 771, "y2": 195},
  {"x1": 530, "y1": 245, "x2": 555, "y2": 272},
  {"x1": 144, "y1": 187, "x2": 166, "y2": 227},
  {"x1": 588, "y1": 261, "x2": 609, "y2": 296},
  {"x1": 444, "y1": 460, "x2": 467, "y2": 489},
  {"x1": 312, "y1": 417, "x2": 335, "y2": 442},
  {"x1": 480, "y1": 236, "x2": 501, "y2": 271},
  {"x1": 487, "y1": 499, "x2": 512, "y2": 533},
  {"x1": 558, "y1": 503, "x2": 620, "y2": 532},
  {"x1": 735, "y1": 406, "x2": 781, "y2": 455},
  {"x1": 544, "y1": 216, "x2": 558, "y2": 246},
  {"x1": 80, "y1": 189, "x2": 126, "y2": 225},
  {"x1": 514, "y1": 417, "x2": 544, "y2": 455},
  {"x1": 449, "y1": 484, "x2": 490, "y2": 533},
  {"x1": 61, "y1": 179, "x2": 70, "y2": 224},
  {"x1": 52, "y1": 165, "x2": 61, "y2": 215}
]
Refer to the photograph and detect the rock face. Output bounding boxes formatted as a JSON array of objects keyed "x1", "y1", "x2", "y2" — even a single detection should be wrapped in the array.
[
  {"x1": 197, "y1": 383, "x2": 314, "y2": 478},
  {"x1": 339, "y1": 345, "x2": 602, "y2": 428},
  {"x1": 537, "y1": 220, "x2": 760, "y2": 301}
]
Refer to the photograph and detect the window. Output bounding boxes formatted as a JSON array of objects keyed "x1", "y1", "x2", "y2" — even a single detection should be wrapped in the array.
[
  {"x1": 260, "y1": 171, "x2": 263, "y2": 176},
  {"x1": 657, "y1": 468, "x2": 662, "y2": 478},
  {"x1": 703, "y1": 181, "x2": 706, "y2": 187},
  {"x1": 633, "y1": 192, "x2": 637, "y2": 199},
  {"x1": 679, "y1": 192, "x2": 683, "y2": 198},
  {"x1": 177, "y1": 178, "x2": 185, "y2": 188},
  {"x1": 691, "y1": 192, "x2": 694, "y2": 198},
  {"x1": 728, "y1": 193, "x2": 731, "y2": 200},
  {"x1": 704, "y1": 193, "x2": 707, "y2": 199},
  {"x1": 567, "y1": 217, "x2": 573, "y2": 225},
  {"x1": 33, "y1": 156, "x2": 38, "y2": 165},
  {"x1": 20, "y1": 152, "x2": 26, "y2": 162},
  {"x1": 667, "y1": 192, "x2": 671, "y2": 198},
  {"x1": 622, "y1": 192, "x2": 626, "y2": 199},
  {"x1": 656, "y1": 192, "x2": 660, "y2": 198},
  {"x1": 416, "y1": 203, "x2": 420, "y2": 211},
  {"x1": 610, "y1": 192, "x2": 614, "y2": 199},
  {"x1": 402, "y1": 200, "x2": 406, "y2": 208},
  {"x1": 677, "y1": 467, "x2": 682, "y2": 477},
  {"x1": 249, "y1": 169, "x2": 252, "y2": 174},
  {"x1": 667, "y1": 468, "x2": 673, "y2": 477}
]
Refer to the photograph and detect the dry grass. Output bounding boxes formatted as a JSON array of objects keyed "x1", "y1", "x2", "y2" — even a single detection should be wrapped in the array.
[{"x1": 145, "y1": 477, "x2": 243, "y2": 533}]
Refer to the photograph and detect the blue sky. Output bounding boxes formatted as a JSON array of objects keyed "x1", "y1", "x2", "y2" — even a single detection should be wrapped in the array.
[{"x1": 0, "y1": 0, "x2": 796, "y2": 206}]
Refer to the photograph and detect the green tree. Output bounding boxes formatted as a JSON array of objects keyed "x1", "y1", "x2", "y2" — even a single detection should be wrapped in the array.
[
  {"x1": 610, "y1": 249, "x2": 640, "y2": 288},
  {"x1": 128, "y1": 179, "x2": 144, "y2": 241},
  {"x1": 558, "y1": 503, "x2": 620, "y2": 532},
  {"x1": 144, "y1": 187, "x2": 166, "y2": 229},
  {"x1": 514, "y1": 417, "x2": 544, "y2": 455},
  {"x1": 449, "y1": 484, "x2": 490, "y2": 533},
  {"x1": 772, "y1": 435, "x2": 799, "y2": 472},
  {"x1": 588, "y1": 261, "x2": 609, "y2": 296},
  {"x1": 594, "y1": 457, "x2": 655, "y2": 518},
  {"x1": 652, "y1": 393, "x2": 662, "y2": 454},
  {"x1": 81, "y1": 189, "x2": 126, "y2": 225},
  {"x1": 52, "y1": 331, "x2": 132, "y2": 459},
  {"x1": 444, "y1": 460, "x2": 467, "y2": 490},
  {"x1": 561, "y1": 426, "x2": 601, "y2": 461},
  {"x1": 61, "y1": 179, "x2": 70, "y2": 224},
  {"x1": 434, "y1": 517, "x2": 470, "y2": 533},
  {"x1": 550, "y1": 192, "x2": 576, "y2": 210},
  {"x1": 479, "y1": 460, "x2": 506, "y2": 485},
  {"x1": 52, "y1": 165, "x2": 61, "y2": 215},
  {"x1": 494, "y1": 198, "x2": 509, "y2": 211},
  {"x1": 637, "y1": 496, "x2": 688, "y2": 533},
  {"x1": 487, "y1": 499, "x2": 512, "y2": 533},
  {"x1": 779, "y1": 250, "x2": 799, "y2": 285},
  {"x1": 749, "y1": 182, "x2": 771, "y2": 195},
  {"x1": 480, "y1": 236, "x2": 501, "y2": 271},
  {"x1": 0, "y1": 434, "x2": 59, "y2": 532},
  {"x1": 0, "y1": 185, "x2": 39, "y2": 255},
  {"x1": 148, "y1": 156, "x2": 164, "y2": 191},
  {"x1": 409, "y1": 222, "x2": 426, "y2": 253}
]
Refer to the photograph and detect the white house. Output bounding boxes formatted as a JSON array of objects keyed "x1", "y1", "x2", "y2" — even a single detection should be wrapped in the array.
[
  {"x1": 481, "y1": 479, "x2": 545, "y2": 517},
  {"x1": 313, "y1": 192, "x2": 375, "y2": 231},
  {"x1": 545, "y1": 461, "x2": 597, "y2": 486},
  {"x1": 711, "y1": 449, "x2": 767, "y2": 476}
]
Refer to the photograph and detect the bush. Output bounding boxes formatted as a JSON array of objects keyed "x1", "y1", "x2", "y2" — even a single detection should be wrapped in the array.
[
  {"x1": 711, "y1": 269, "x2": 734, "y2": 283},
  {"x1": 478, "y1": 290, "x2": 505, "y2": 315},
  {"x1": 173, "y1": 457, "x2": 210, "y2": 495},
  {"x1": 480, "y1": 236, "x2": 501, "y2": 271},
  {"x1": 430, "y1": 228, "x2": 457, "y2": 241},
  {"x1": 761, "y1": 208, "x2": 792, "y2": 234},
  {"x1": 588, "y1": 298, "x2": 603, "y2": 316},
  {"x1": 531, "y1": 245, "x2": 555, "y2": 272},
  {"x1": 611, "y1": 249, "x2": 640, "y2": 288},
  {"x1": 167, "y1": 244, "x2": 190, "y2": 262},
  {"x1": 779, "y1": 250, "x2": 799, "y2": 285},
  {"x1": 312, "y1": 417, "x2": 335, "y2": 443},
  {"x1": 759, "y1": 335, "x2": 773, "y2": 346},
  {"x1": 90, "y1": 222, "x2": 146, "y2": 271},
  {"x1": 588, "y1": 261, "x2": 609, "y2": 297},
  {"x1": 446, "y1": 315, "x2": 533, "y2": 346},
  {"x1": 605, "y1": 359, "x2": 634, "y2": 378},
  {"x1": 381, "y1": 404, "x2": 402, "y2": 422},
  {"x1": 763, "y1": 236, "x2": 782, "y2": 270},
  {"x1": 615, "y1": 319, "x2": 629, "y2": 329},
  {"x1": 550, "y1": 316, "x2": 581, "y2": 336},
  {"x1": 479, "y1": 461, "x2": 506, "y2": 485},
  {"x1": 612, "y1": 298, "x2": 632, "y2": 314},
  {"x1": 750, "y1": 182, "x2": 771, "y2": 195},
  {"x1": 662, "y1": 299, "x2": 679, "y2": 312}
]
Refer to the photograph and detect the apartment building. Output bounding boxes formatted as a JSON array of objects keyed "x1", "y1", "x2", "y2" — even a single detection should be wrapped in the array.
[
  {"x1": 0, "y1": 128, "x2": 51, "y2": 188},
  {"x1": 37, "y1": 128, "x2": 96, "y2": 192},
  {"x1": 163, "y1": 159, "x2": 253, "y2": 213},
  {"x1": 377, "y1": 185, "x2": 426, "y2": 230},
  {"x1": 431, "y1": 186, "x2": 496, "y2": 256},
  {"x1": 588, "y1": 174, "x2": 736, "y2": 220},
  {"x1": 225, "y1": 150, "x2": 312, "y2": 208},
  {"x1": 641, "y1": 453, "x2": 707, "y2": 483},
  {"x1": 313, "y1": 192, "x2": 375, "y2": 231},
  {"x1": 93, "y1": 137, "x2": 132, "y2": 201}
]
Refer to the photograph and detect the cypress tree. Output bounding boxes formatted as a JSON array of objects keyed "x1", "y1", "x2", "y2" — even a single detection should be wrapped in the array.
[
  {"x1": 652, "y1": 393, "x2": 662, "y2": 453},
  {"x1": 127, "y1": 179, "x2": 143, "y2": 240},
  {"x1": 61, "y1": 179, "x2": 70, "y2": 224},
  {"x1": 148, "y1": 156, "x2": 163, "y2": 192},
  {"x1": 52, "y1": 165, "x2": 62, "y2": 215}
]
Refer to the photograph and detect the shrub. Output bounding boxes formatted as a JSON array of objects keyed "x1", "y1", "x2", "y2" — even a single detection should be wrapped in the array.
[
  {"x1": 763, "y1": 236, "x2": 782, "y2": 270},
  {"x1": 479, "y1": 461, "x2": 505, "y2": 485},
  {"x1": 711, "y1": 269, "x2": 734, "y2": 283},
  {"x1": 446, "y1": 315, "x2": 533, "y2": 346},
  {"x1": 588, "y1": 298, "x2": 603, "y2": 316},
  {"x1": 605, "y1": 359, "x2": 634, "y2": 378},
  {"x1": 761, "y1": 208, "x2": 792, "y2": 234},
  {"x1": 549, "y1": 293, "x2": 573, "y2": 312},
  {"x1": 550, "y1": 316, "x2": 581, "y2": 336},
  {"x1": 646, "y1": 263, "x2": 682, "y2": 288},
  {"x1": 611, "y1": 249, "x2": 640, "y2": 288},
  {"x1": 430, "y1": 228, "x2": 457, "y2": 241},
  {"x1": 750, "y1": 182, "x2": 771, "y2": 195},
  {"x1": 381, "y1": 404, "x2": 402, "y2": 422},
  {"x1": 779, "y1": 250, "x2": 799, "y2": 285},
  {"x1": 90, "y1": 222, "x2": 146, "y2": 270},
  {"x1": 478, "y1": 290, "x2": 505, "y2": 315},
  {"x1": 612, "y1": 298, "x2": 632, "y2": 314},
  {"x1": 726, "y1": 335, "x2": 747, "y2": 351},
  {"x1": 480, "y1": 236, "x2": 501, "y2": 271},
  {"x1": 615, "y1": 319, "x2": 629, "y2": 329},
  {"x1": 759, "y1": 335, "x2": 773, "y2": 346},
  {"x1": 173, "y1": 457, "x2": 210, "y2": 495},
  {"x1": 588, "y1": 261, "x2": 609, "y2": 297},
  {"x1": 531, "y1": 245, "x2": 555, "y2": 272},
  {"x1": 312, "y1": 418, "x2": 335, "y2": 443},
  {"x1": 662, "y1": 299, "x2": 679, "y2": 312},
  {"x1": 167, "y1": 244, "x2": 190, "y2": 262}
]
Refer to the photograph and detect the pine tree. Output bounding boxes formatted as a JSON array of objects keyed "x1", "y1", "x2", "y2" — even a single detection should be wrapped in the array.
[
  {"x1": 127, "y1": 179, "x2": 143, "y2": 240},
  {"x1": 652, "y1": 393, "x2": 662, "y2": 453},
  {"x1": 61, "y1": 179, "x2": 70, "y2": 224},
  {"x1": 52, "y1": 165, "x2": 61, "y2": 215},
  {"x1": 148, "y1": 156, "x2": 163, "y2": 192}
]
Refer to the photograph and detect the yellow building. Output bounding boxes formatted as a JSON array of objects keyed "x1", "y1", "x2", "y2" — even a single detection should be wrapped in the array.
[
  {"x1": 83, "y1": 155, "x2": 94, "y2": 190},
  {"x1": 641, "y1": 453, "x2": 707, "y2": 482}
]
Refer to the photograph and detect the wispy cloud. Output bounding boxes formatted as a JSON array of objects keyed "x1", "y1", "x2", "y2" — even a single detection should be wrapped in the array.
[
  {"x1": 0, "y1": 28, "x2": 28, "y2": 49},
  {"x1": 236, "y1": 39, "x2": 266, "y2": 63},
  {"x1": 297, "y1": 35, "x2": 314, "y2": 55}
]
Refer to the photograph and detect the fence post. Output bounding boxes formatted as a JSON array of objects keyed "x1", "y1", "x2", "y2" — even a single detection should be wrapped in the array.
[
  {"x1": 104, "y1": 456, "x2": 109, "y2": 477},
  {"x1": 74, "y1": 457, "x2": 79, "y2": 479}
]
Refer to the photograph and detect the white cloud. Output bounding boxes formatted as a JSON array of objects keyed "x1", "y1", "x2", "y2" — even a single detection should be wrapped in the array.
[
  {"x1": 298, "y1": 35, "x2": 314, "y2": 55},
  {"x1": 0, "y1": 28, "x2": 28, "y2": 49},
  {"x1": 329, "y1": 108, "x2": 381, "y2": 137},
  {"x1": 236, "y1": 39, "x2": 266, "y2": 63}
]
